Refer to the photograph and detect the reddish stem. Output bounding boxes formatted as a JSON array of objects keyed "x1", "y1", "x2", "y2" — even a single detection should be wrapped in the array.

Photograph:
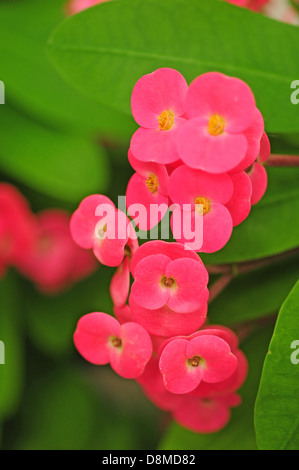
[{"x1": 265, "y1": 154, "x2": 299, "y2": 167}]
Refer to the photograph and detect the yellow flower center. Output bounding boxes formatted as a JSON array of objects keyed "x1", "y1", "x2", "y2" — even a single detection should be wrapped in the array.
[
  {"x1": 187, "y1": 356, "x2": 205, "y2": 368},
  {"x1": 110, "y1": 336, "x2": 122, "y2": 348},
  {"x1": 95, "y1": 222, "x2": 107, "y2": 240},
  {"x1": 145, "y1": 173, "x2": 159, "y2": 193},
  {"x1": 208, "y1": 114, "x2": 225, "y2": 136},
  {"x1": 158, "y1": 110, "x2": 174, "y2": 131},
  {"x1": 161, "y1": 276, "x2": 176, "y2": 289},
  {"x1": 195, "y1": 196, "x2": 211, "y2": 215}
]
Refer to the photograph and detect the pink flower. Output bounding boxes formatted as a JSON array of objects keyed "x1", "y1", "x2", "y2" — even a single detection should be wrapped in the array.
[
  {"x1": 130, "y1": 68, "x2": 188, "y2": 164},
  {"x1": 73, "y1": 312, "x2": 152, "y2": 379},
  {"x1": 130, "y1": 253, "x2": 209, "y2": 314},
  {"x1": 70, "y1": 194, "x2": 134, "y2": 267},
  {"x1": 18, "y1": 209, "x2": 96, "y2": 294},
  {"x1": 137, "y1": 356, "x2": 184, "y2": 411},
  {"x1": 225, "y1": 171, "x2": 252, "y2": 227},
  {"x1": 168, "y1": 165, "x2": 234, "y2": 252},
  {"x1": 130, "y1": 240, "x2": 201, "y2": 278},
  {"x1": 110, "y1": 231, "x2": 139, "y2": 307},
  {"x1": 66, "y1": 0, "x2": 109, "y2": 15},
  {"x1": 246, "y1": 132, "x2": 270, "y2": 205},
  {"x1": 129, "y1": 292, "x2": 208, "y2": 337},
  {"x1": 176, "y1": 72, "x2": 257, "y2": 173},
  {"x1": 172, "y1": 392, "x2": 241, "y2": 434},
  {"x1": 159, "y1": 334, "x2": 238, "y2": 394},
  {"x1": 126, "y1": 151, "x2": 169, "y2": 231},
  {"x1": 0, "y1": 183, "x2": 36, "y2": 276}
]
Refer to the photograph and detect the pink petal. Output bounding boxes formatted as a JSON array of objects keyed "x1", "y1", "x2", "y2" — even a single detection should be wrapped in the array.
[
  {"x1": 129, "y1": 293, "x2": 208, "y2": 337},
  {"x1": 73, "y1": 312, "x2": 120, "y2": 365},
  {"x1": 169, "y1": 165, "x2": 233, "y2": 207},
  {"x1": 172, "y1": 395, "x2": 231, "y2": 433},
  {"x1": 126, "y1": 172, "x2": 169, "y2": 231},
  {"x1": 130, "y1": 254, "x2": 172, "y2": 310},
  {"x1": 185, "y1": 72, "x2": 256, "y2": 132},
  {"x1": 159, "y1": 339, "x2": 202, "y2": 394},
  {"x1": 130, "y1": 118, "x2": 186, "y2": 165},
  {"x1": 131, "y1": 68, "x2": 188, "y2": 128},
  {"x1": 110, "y1": 257, "x2": 130, "y2": 307},
  {"x1": 186, "y1": 335, "x2": 238, "y2": 383},
  {"x1": 258, "y1": 132, "x2": 271, "y2": 163},
  {"x1": 225, "y1": 171, "x2": 252, "y2": 226},
  {"x1": 176, "y1": 118, "x2": 248, "y2": 173},
  {"x1": 130, "y1": 240, "x2": 201, "y2": 278},
  {"x1": 70, "y1": 195, "x2": 115, "y2": 249},
  {"x1": 165, "y1": 258, "x2": 209, "y2": 313},
  {"x1": 109, "y1": 322, "x2": 153, "y2": 379},
  {"x1": 247, "y1": 162, "x2": 268, "y2": 205}
]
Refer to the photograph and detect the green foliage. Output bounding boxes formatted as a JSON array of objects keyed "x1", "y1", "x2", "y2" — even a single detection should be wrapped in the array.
[
  {"x1": 0, "y1": 106, "x2": 109, "y2": 202},
  {"x1": 255, "y1": 281, "x2": 299, "y2": 450},
  {"x1": 48, "y1": 0, "x2": 299, "y2": 133}
]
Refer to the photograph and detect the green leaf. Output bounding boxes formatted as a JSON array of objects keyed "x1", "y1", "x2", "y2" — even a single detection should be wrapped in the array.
[
  {"x1": 48, "y1": 0, "x2": 299, "y2": 133},
  {"x1": 0, "y1": 0, "x2": 135, "y2": 140},
  {"x1": 201, "y1": 167, "x2": 299, "y2": 265},
  {"x1": 0, "y1": 272, "x2": 24, "y2": 420},
  {"x1": 0, "y1": 105, "x2": 109, "y2": 202},
  {"x1": 208, "y1": 253, "x2": 299, "y2": 325},
  {"x1": 254, "y1": 280, "x2": 299, "y2": 450},
  {"x1": 159, "y1": 325, "x2": 274, "y2": 450}
]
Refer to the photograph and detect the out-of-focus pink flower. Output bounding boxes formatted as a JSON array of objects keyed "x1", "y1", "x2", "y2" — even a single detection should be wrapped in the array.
[
  {"x1": 17, "y1": 209, "x2": 96, "y2": 294},
  {"x1": 176, "y1": 72, "x2": 257, "y2": 173},
  {"x1": 225, "y1": 0, "x2": 269, "y2": 11},
  {"x1": 172, "y1": 392, "x2": 241, "y2": 433},
  {"x1": 130, "y1": 68, "x2": 188, "y2": 164},
  {"x1": 159, "y1": 334, "x2": 238, "y2": 394},
  {"x1": 74, "y1": 312, "x2": 153, "y2": 379},
  {"x1": 70, "y1": 194, "x2": 134, "y2": 267},
  {"x1": 126, "y1": 151, "x2": 169, "y2": 231},
  {"x1": 66, "y1": 0, "x2": 109, "y2": 16},
  {"x1": 137, "y1": 356, "x2": 184, "y2": 411},
  {"x1": 169, "y1": 165, "x2": 234, "y2": 252},
  {"x1": 0, "y1": 183, "x2": 37, "y2": 277}
]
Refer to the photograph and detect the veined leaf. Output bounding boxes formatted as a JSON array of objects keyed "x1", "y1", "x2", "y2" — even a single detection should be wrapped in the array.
[
  {"x1": 48, "y1": 0, "x2": 299, "y2": 133},
  {"x1": 254, "y1": 281, "x2": 299, "y2": 450}
]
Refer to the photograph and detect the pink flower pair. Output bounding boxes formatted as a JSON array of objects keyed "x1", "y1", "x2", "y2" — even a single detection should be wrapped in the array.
[
  {"x1": 130, "y1": 69, "x2": 266, "y2": 175},
  {"x1": 137, "y1": 325, "x2": 248, "y2": 433}
]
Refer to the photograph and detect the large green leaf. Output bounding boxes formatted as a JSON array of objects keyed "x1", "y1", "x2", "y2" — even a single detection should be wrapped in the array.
[
  {"x1": 254, "y1": 281, "x2": 299, "y2": 450},
  {"x1": 0, "y1": 272, "x2": 24, "y2": 420},
  {"x1": 201, "y1": 167, "x2": 299, "y2": 265},
  {"x1": 208, "y1": 253, "x2": 299, "y2": 325},
  {"x1": 0, "y1": 105, "x2": 109, "y2": 202},
  {"x1": 159, "y1": 325, "x2": 274, "y2": 450},
  {"x1": 0, "y1": 0, "x2": 135, "y2": 139},
  {"x1": 48, "y1": 0, "x2": 299, "y2": 133}
]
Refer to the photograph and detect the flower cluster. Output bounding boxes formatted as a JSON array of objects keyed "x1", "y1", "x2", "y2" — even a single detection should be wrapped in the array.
[
  {"x1": 71, "y1": 67, "x2": 270, "y2": 433},
  {"x1": 128, "y1": 68, "x2": 270, "y2": 252},
  {"x1": 0, "y1": 183, "x2": 96, "y2": 293}
]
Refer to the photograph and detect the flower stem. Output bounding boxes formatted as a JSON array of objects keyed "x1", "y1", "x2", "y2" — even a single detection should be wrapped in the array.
[{"x1": 265, "y1": 154, "x2": 299, "y2": 167}]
